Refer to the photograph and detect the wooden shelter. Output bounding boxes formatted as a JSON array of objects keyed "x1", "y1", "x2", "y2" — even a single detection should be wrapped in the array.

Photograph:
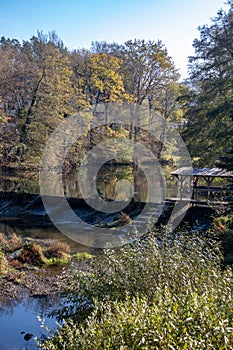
[{"x1": 171, "y1": 167, "x2": 233, "y2": 201}]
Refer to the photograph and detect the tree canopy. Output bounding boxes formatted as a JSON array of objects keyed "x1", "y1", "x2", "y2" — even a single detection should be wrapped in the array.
[
  {"x1": 183, "y1": 1, "x2": 233, "y2": 166},
  {"x1": 0, "y1": 33, "x2": 183, "y2": 168},
  {"x1": 1, "y1": 2, "x2": 233, "y2": 171}
]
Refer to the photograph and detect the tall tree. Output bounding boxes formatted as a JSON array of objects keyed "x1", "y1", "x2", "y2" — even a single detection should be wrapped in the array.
[
  {"x1": 183, "y1": 1, "x2": 233, "y2": 166},
  {"x1": 121, "y1": 40, "x2": 179, "y2": 107},
  {"x1": 20, "y1": 32, "x2": 77, "y2": 160},
  {"x1": 0, "y1": 37, "x2": 28, "y2": 118}
]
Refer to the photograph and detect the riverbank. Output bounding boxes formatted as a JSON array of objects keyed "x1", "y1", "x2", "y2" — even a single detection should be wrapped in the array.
[
  {"x1": 0, "y1": 264, "x2": 69, "y2": 300},
  {"x1": 0, "y1": 233, "x2": 93, "y2": 300}
]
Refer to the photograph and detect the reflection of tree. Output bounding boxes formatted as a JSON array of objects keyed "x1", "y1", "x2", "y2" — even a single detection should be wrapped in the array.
[
  {"x1": 96, "y1": 164, "x2": 134, "y2": 200},
  {"x1": 24, "y1": 294, "x2": 62, "y2": 316},
  {"x1": 0, "y1": 222, "x2": 15, "y2": 236},
  {"x1": 0, "y1": 293, "x2": 62, "y2": 320},
  {"x1": 0, "y1": 297, "x2": 19, "y2": 316}
]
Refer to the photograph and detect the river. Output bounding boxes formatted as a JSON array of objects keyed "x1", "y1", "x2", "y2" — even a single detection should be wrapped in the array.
[
  {"x1": 0, "y1": 220, "x2": 94, "y2": 350},
  {"x1": 0, "y1": 165, "x2": 184, "y2": 349},
  {"x1": 0, "y1": 293, "x2": 61, "y2": 350}
]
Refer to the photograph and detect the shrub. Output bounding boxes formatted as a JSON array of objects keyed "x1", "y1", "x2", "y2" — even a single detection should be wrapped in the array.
[
  {"x1": 0, "y1": 248, "x2": 7, "y2": 273},
  {"x1": 39, "y1": 233, "x2": 233, "y2": 349},
  {"x1": 18, "y1": 242, "x2": 45, "y2": 266},
  {"x1": 213, "y1": 213, "x2": 233, "y2": 266},
  {"x1": 217, "y1": 213, "x2": 233, "y2": 230},
  {"x1": 40, "y1": 293, "x2": 233, "y2": 350},
  {"x1": 44, "y1": 241, "x2": 71, "y2": 260},
  {"x1": 8, "y1": 233, "x2": 23, "y2": 252},
  {"x1": 0, "y1": 233, "x2": 6, "y2": 244}
]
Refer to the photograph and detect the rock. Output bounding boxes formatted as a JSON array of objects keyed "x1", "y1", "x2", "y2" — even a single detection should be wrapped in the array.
[
  {"x1": 32, "y1": 293, "x2": 48, "y2": 299},
  {"x1": 24, "y1": 333, "x2": 33, "y2": 341}
]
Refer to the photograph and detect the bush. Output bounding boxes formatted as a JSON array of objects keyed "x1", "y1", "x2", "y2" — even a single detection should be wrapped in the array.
[
  {"x1": 0, "y1": 248, "x2": 7, "y2": 273},
  {"x1": 40, "y1": 293, "x2": 233, "y2": 350},
  {"x1": 18, "y1": 242, "x2": 45, "y2": 266},
  {"x1": 39, "y1": 233, "x2": 233, "y2": 349},
  {"x1": 213, "y1": 213, "x2": 233, "y2": 266},
  {"x1": 44, "y1": 241, "x2": 71, "y2": 260},
  {"x1": 0, "y1": 233, "x2": 6, "y2": 244},
  {"x1": 7, "y1": 233, "x2": 23, "y2": 252},
  {"x1": 216, "y1": 213, "x2": 233, "y2": 230}
]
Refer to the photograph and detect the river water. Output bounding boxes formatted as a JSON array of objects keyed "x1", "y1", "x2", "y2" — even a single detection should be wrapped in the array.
[
  {"x1": 0, "y1": 165, "x2": 177, "y2": 349},
  {"x1": 0, "y1": 220, "x2": 93, "y2": 350},
  {"x1": 0, "y1": 294, "x2": 61, "y2": 350}
]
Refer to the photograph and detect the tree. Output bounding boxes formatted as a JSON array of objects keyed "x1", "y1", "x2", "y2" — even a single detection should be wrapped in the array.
[
  {"x1": 121, "y1": 40, "x2": 179, "y2": 107},
  {"x1": 183, "y1": 1, "x2": 233, "y2": 166},
  {"x1": 218, "y1": 142, "x2": 233, "y2": 171},
  {"x1": 0, "y1": 32, "x2": 81, "y2": 164},
  {"x1": 0, "y1": 37, "x2": 28, "y2": 118},
  {"x1": 0, "y1": 33, "x2": 185, "y2": 169},
  {"x1": 19, "y1": 32, "x2": 79, "y2": 161}
]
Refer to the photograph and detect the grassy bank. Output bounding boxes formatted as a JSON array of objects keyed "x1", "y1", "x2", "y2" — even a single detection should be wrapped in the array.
[
  {"x1": 39, "y1": 231, "x2": 233, "y2": 350},
  {"x1": 0, "y1": 233, "x2": 78, "y2": 299}
]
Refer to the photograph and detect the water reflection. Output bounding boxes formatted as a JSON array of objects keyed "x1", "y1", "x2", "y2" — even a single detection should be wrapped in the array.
[
  {"x1": 0, "y1": 169, "x2": 39, "y2": 194},
  {"x1": 0, "y1": 221, "x2": 96, "y2": 255},
  {"x1": 0, "y1": 294, "x2": 61, "y2": 350},
  {"x1": 0, "y1": 164, "x2": 177, "y2": 201},
  {"x1": 0, "y1": 220, "x2": 97, "y2": 349}
]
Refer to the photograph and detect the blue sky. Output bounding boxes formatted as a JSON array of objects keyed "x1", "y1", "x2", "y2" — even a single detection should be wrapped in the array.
[{"x1": 0, "y1": 0, "x2": 228, "y2": 78}]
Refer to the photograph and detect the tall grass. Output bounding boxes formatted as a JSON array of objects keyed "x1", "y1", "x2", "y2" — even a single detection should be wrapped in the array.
[{"x1": 39, "y1": 232, "x2": 233, "y2": 350}]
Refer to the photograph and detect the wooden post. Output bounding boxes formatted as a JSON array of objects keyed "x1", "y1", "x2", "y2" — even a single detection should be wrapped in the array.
[
  {"x1": 203, "y1": 176, "x2": 214, "y2": 200},
  {"x1": 193, "y1": 175, "x2": 198, "y2": 200}
]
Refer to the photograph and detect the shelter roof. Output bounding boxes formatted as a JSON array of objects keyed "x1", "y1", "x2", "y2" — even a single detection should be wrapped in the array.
[{"x1": 171, "y1": 167, "x2": 233, "y2": 178}]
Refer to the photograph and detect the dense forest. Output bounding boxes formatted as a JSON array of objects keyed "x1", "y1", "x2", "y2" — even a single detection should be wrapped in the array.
[{"x1": 0, "y1": 1, "x2": 232, "y2": 171}]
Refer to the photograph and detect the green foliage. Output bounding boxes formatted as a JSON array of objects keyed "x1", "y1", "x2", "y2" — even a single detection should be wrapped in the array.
[
  {"x1": 0, "y1": 33, "x2": 182, "y2": 170},
  {"x1": 217, "y1": 143, "x2": 233, "y2": 188},
  {"x1": 183, "y1": 2, "x2": 233, "y2": 165},
  {"x1": 75, "y1": 252, "x2": 93, "y2": 261},
  {"x1": 45, "y1": 257, "x2": 70, "y2": 266},
  {"x1": 0, "y1": 248, "x2": 7, "y2": 274},
  {"x1": 39, "y1": 234, "x2": 233, "y2": 349},
  {"x1": 213, "y1": 213, "x2": 233, "y2": 266}
]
